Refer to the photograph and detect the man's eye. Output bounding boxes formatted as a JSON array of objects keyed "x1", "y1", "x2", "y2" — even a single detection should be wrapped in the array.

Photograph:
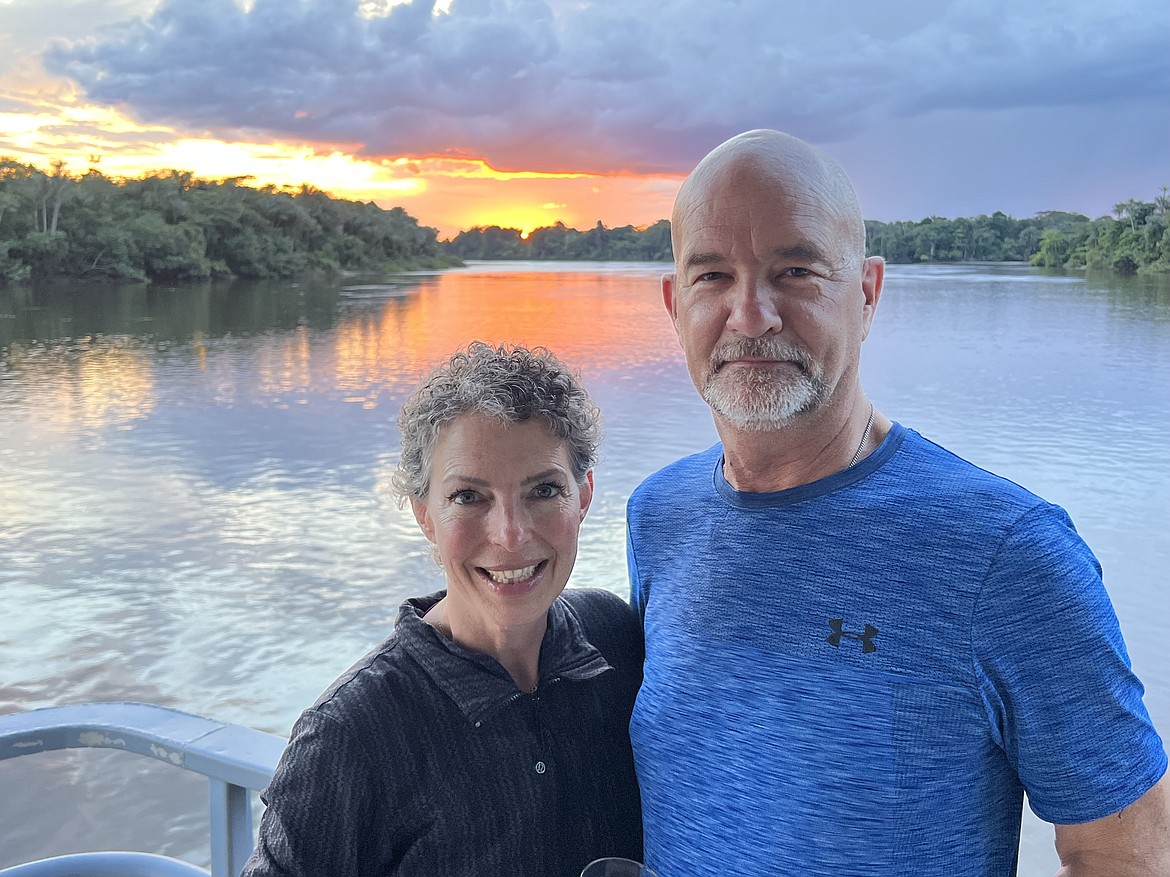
[
  {"x1": 783, "y1": 267, "x2": 813, "y2": 278},
  {"x1": 694, "y1": 271, "x2": 728, "y2": 283}
]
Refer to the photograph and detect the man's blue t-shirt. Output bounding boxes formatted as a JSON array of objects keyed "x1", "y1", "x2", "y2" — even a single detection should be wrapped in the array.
[{"x1": 626, "y1": 423, "x2": 1166, "y2": 877}]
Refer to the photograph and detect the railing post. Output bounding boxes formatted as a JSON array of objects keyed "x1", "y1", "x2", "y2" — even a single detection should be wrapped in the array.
[
  {"x1": 208, "y1": 779, "x2": 254, "y2": 877},
  {"x1": 0, "y1": 703, "x2": 283, "y2": 876}
]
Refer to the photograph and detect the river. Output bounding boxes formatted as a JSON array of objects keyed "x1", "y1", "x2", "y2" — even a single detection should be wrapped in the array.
[{"x1": 1, "y1": 261, "x2": 1168, "y2": 874}]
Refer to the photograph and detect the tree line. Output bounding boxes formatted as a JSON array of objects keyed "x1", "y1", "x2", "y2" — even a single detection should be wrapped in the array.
[
  {"x1": 445, "y1": 194, "x2": 1170, "y2": 275},
  {"x1": 443, "y1": 220, "x2": 673, "y2": 262},
  {"x1": 3, "y1": 156, "x2": 1167, "y2": 283},
  {"x1": 0, "y1": 159, "x2": 458, "y2": 283},
  {"x1": 866, "y1": 193, "x2": 1170, "y2": 274}
]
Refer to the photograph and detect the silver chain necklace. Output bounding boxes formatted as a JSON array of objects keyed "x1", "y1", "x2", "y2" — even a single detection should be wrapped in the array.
[{"x1": 847, "y1": 403, "x2": 876, "y2": 469}]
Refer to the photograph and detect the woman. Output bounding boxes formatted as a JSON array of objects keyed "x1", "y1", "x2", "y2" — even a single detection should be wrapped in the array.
[{"x1": 243, "y1": 342, "x2": 643, "y2": 877}]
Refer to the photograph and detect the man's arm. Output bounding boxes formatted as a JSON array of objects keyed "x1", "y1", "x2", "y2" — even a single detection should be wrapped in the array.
[{"x1": 1053, "y1": 772, "x2": 1170, "y2": 876}]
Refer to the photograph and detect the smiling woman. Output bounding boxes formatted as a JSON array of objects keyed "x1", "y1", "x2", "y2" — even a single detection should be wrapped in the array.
[
  {"x1": 409, "y1": 412, "x2": 595, "y2": 688},
  {"x1": 241, "y1": 341, "x2": 644, "y2": 877}
]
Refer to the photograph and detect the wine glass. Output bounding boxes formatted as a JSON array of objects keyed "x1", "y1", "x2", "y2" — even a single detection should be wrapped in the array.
[{"x1": 580, "y1": 857, "x2": 659, "y2": 877}]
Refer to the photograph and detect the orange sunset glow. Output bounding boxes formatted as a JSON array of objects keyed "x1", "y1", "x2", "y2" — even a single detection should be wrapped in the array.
[
  {"x1": 0, "y1": 80, "x2": 680, "y2": 240},
  {"x1": 0, "y1": 269, "x2": 677, "y2": 427},
  {"x1": 4, "y1": 0, "x2": 1166, "y2": 244},
  {"x1": 241, "y1": 268, "x2": 681, "y2": 409}
]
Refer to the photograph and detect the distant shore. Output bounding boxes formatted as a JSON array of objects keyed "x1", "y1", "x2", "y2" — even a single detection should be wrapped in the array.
[{"x1": 2, "y1": 159, "x2": 1166, "y2": 284}]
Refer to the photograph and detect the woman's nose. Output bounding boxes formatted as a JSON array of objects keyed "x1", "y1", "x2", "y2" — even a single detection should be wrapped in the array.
[{"x1": 487, "y1": 500, "x2": 528, "y2": 550}]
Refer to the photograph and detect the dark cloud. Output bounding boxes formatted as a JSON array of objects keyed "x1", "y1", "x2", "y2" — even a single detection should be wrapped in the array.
[{"x1": 42, "y1": 0, "x2": 1170, "y2": 175}]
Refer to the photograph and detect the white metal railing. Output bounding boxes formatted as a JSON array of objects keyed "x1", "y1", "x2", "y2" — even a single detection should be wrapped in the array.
[{"x1": 0, "y1": 702, "x2": 286, "y2": 877}]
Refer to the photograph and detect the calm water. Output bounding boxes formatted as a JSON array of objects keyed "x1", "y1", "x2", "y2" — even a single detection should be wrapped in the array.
[{"x1": 1, "y1": 262, "x2": 1168, "y2": 874}]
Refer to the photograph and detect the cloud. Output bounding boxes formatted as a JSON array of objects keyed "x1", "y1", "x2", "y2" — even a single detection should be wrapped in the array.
[{"x1": 40, "y1": 0, "x2": 1170, "y2": 176}]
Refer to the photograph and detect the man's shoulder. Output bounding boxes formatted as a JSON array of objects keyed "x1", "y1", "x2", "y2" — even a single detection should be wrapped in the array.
[{"x1": 894, "y1": 426, "x2": 1048, "y2": 510}]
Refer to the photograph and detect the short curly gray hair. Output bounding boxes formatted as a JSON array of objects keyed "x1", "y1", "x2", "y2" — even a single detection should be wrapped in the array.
[{"x1": 393, "y1": 341, "x2": 602, "y2": 500}]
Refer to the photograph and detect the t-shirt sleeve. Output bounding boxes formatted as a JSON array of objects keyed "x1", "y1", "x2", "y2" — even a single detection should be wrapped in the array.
[
  {"x1": 972, "y1": 502, "x2": 1167, "y2": 824},
  {"x1": 622, "y1": 495, "x2": 650, "y2": 617},
  {"x1": 626, "y1": 515, "x2": 648, "y2": 620},
  {"x1": 242, "y1": 708, "x2": 379, "y2": 877}
]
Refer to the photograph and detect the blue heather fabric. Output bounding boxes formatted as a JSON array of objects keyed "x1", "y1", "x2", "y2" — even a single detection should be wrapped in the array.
[{"x1": 626, "y1": 422, "x2": 1166, "y2": 877}]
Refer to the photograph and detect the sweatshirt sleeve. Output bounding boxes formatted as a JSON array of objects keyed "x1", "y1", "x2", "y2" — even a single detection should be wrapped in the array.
[{"x1": 242, "y1": 708, "x2": 381, "y2": 877}]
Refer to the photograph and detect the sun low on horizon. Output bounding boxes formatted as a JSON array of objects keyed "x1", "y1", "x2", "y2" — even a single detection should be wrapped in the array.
[
  {"x1": 0, "y1": 72, "x2": 681, "y2": 241},
  {"x1": 0, "y1": 0, "x2": 686, "y2": 240},
  {"x1": 2, "y1": 0, "x2": 1167, "y2": 240}
]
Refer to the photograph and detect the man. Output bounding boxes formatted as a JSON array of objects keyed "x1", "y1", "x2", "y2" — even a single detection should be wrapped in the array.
[{"x1": 626, "y1": 129, "x2": 1169, "y2": 876}]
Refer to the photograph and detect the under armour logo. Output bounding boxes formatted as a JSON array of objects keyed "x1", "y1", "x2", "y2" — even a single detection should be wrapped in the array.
[{"x1": 827, "y1": 619, "x2": 879, "y2": 654}]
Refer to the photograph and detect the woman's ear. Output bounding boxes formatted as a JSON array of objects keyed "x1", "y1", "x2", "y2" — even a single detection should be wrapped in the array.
[
  {"x1": 579, "y1": 470, "x2": 594, "y2": 522},
  {"x1": 410, "y1": 496, "x2": 435, "y2": 542}
]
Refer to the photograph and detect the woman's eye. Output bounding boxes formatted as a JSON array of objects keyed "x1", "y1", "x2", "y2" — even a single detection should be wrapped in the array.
[
  {"x1": 449, "y1": 490, "x2": 479, "y2": 505},
  {"x1": 532, "y1": 483, "x2": 564, "y2": 499}
]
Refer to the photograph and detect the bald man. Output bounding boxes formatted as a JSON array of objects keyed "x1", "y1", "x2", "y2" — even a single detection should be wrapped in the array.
[{"x1": 625, "y1": 130, "x2": 1169, "y2": 876}]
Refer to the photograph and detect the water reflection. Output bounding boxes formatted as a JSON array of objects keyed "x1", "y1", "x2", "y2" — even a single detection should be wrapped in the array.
[{"x1": 1, "y1": 262, "x2": 1168, "y2": 875}]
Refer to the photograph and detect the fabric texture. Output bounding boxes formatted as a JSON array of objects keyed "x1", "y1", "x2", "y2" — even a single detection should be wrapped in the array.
[
  {"x1": 242, "y1": 587, "x2": 643, "y2": 877},
  {"x1": 626, "y1": 422, "x2": 1166, "y2": 877}
]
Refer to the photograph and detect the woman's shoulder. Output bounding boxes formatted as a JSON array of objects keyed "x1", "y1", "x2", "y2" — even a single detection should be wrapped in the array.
[
  {"x1": 304, "y1": 634, "x2": 411, "y2": 721},
  {"x1": 309, "y1": 594, "x2": 445, "y2": 716}
]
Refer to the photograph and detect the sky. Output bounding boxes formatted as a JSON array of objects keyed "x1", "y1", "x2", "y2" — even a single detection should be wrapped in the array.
[{"x1": 1, "y1": 0, "x2": 1168, "y2": 239}]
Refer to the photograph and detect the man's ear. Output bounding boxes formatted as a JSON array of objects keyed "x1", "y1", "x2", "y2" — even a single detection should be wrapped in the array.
[
  {"x1": 662, "y1": 272, "x2": 678, "y2": 325},
  {"x1": 860, "y1": 256, "x2": 885, "y2": 340},
  {"x1": 410, "y1": 497, "x2": 435, "y2": 543}
]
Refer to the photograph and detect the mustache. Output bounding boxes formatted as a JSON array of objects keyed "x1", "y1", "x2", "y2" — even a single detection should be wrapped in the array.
[{"x1": 710, "y1": 337, "x2": 814, "y2": 374}]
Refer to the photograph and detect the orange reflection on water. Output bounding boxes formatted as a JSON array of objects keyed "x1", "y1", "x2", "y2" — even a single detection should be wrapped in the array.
[
  {"x1": 6, "y1": 341, "x2": 155, "y2": 431},
  {"x1": 1, "y1": 268, "x2": 680, "y2": 433},
  {"x1": 170, "y1": 267, "x2": 680, "y2": 409},
  {"x1": 326, "y1": 269, "x2": 679, "y2": 389},
  {"x1": 254, "y1": 325, "x2": 314, "y2": 397},
  {"x1": 76, "y1": 346, "x2": 155, "y2": 428},
  {"x1": 331, "y1": 311, "x2": 413, "y2": 404}
]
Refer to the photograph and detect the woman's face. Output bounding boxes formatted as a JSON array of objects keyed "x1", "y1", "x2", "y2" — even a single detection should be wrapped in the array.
[{"x1": 410, "y1": 412, "x2": 593, "y2": 637}]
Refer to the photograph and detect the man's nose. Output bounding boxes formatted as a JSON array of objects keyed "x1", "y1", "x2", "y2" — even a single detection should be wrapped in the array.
[{"x1": 726, "y1": 277, "x2": 782, "y2": 337}]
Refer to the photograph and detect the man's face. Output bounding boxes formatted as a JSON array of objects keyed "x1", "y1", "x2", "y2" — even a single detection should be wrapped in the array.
[{"x1": 664, "y1": 165, "x2": 879, "y2": 431}]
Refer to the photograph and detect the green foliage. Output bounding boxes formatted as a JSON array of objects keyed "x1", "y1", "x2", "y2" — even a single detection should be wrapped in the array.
[
  {"x1": 0, "y1": 239, "x2": 31, "y2": 282},
  {"x1": 447, "y1": 203, "x2": 1170, "y2": 275},
  {"x1": 4, "y1": 155, "x2": 1164, "y2": 281},
  {"x1": 0, "y1": 158, "x2": 457, "y2": 284},
  {"x1": 127, "y1": 214, "x2": 212, "y2": 279},
  {"x1": 444, "y1": 219, "x2": 673, "y2": 262},
  {"x1": 9, "y1": 230, "x2": 70, "y2": 278},
  {"x1": 867, "y1": 196, "x2": 1169, "y2": 275},
  {"x1": 447, "y1": 225, "x2": 527, "y2": 259},
  {"x1": 1031, "y1": 230, "x2": 1073, "y2": 268},
  {"x1": 866, "y1": 212, "x2": 1068, "y2": 264}
]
